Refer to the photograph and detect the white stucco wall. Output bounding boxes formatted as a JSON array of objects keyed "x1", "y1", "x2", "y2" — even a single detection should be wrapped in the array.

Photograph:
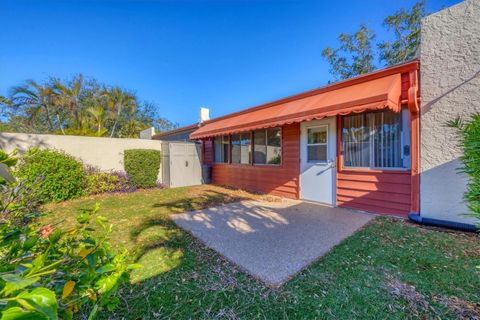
[
  {"x1": 420, "y1": 0, "x2": 480, "y2": 224},
  {"x1": 0, "y1": 133, "x2": 163, "y2": 180}
]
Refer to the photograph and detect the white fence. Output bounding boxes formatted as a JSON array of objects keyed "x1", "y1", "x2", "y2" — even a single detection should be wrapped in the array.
[{"x1": 0, "y1": 132, "x2": 202, "y2": 187}]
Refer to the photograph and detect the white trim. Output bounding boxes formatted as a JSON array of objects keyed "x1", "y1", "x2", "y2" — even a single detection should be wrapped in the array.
[{"x1": 306, "y1": 124, "x2": 329, "y2": 163}]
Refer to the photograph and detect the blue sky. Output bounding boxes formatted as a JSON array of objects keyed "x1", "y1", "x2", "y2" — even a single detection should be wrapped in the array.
[{"x1": 0, "y1": 0, "x2": 460, "y2": 126}]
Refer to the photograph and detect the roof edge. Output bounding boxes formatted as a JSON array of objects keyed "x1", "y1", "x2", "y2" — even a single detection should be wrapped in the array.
[
  {"x1": 152, "y1": 123, "x2": 199, "y2": 140},
  {"x1": 199, "y1": 60, "x2": 419, "y2": 127}
]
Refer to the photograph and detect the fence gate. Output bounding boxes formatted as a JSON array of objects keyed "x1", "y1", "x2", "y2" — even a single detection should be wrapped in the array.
[{"x1": 162, "y1": 142, "x2": 202, "y2": 188}]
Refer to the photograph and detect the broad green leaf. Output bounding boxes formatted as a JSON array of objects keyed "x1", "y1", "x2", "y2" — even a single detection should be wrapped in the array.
[
  {"x1": 76, "y1": 212, "x2": 90, "y2": 224},
  {"x1": 0, "y1": 274, "x2": 39, "y2": 296},
  {"x1": 22, "y1": 236, "x2": 38, "y2": 251},
  {"x1": 126, "y1": 263, "x2": 143, "y2": 270},
  {"x1": 96, "y1": 216, "x2": 108, "y2": 229},
  {"x1": 95, "y1": 264, "x2": 116, "y2": 274},
  {"x1": 0, "y1": 306, "x2": 45, "y2": 320},
  {"x1": 16, "y1": 288, "x2": 58, "y2": 320},
  {"x1": 47, "y1": 230, "x2": 62, "y2": 244},
  {"x1": 95, "y1": 272, "x2": 121, "y2": 295}
]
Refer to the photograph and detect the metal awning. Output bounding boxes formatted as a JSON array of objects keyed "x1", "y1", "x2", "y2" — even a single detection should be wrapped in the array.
[{"x1": 190, "y1": 73, "x2": 402, "y2": 139}]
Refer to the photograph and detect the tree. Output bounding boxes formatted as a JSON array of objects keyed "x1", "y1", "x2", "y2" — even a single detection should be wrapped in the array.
[
  {"x1": 9, "y1": 80, "x2": 57, "y2": 132},
  {"x1": 322, "y1": 1, "x2": 426, "y2": 80},
  {"x1": 86, "y1": 105, "x2": 108, "y2": 136},
  {"x1": 4, "y1": 75, "x2": 175, "y2": 138},
  {"x1": 102, "y1": 87, "x2": 137, "y2": 137},
  {"x1": 0, "y1": 95, "x2": 10, "y2": 107},
  {"x1": 378, "y1": 1, "x2": 425, "y2": 65},
  {"x1": 322, "y1": 25, "x2": 376, "y2": 80},
  {"x1": 53, "y1": 74, "x2": 85, "y2": 130}
]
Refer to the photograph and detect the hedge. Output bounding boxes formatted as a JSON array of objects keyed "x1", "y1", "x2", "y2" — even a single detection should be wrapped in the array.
[
  {"x1": 15, "y1": 148, "x2": 86, "y2": 202},
  {"x1": 123, "y1": 149, "x2": 161, "y2": 188}
]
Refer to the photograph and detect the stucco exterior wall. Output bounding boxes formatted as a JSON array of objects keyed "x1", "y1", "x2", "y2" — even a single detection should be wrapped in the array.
[
  {"x1": 420, "y1": 0, "x2": 480, "y2": 224},
  {"x1": 0, "y1": 132, "x2": 163, "y2": 180}
]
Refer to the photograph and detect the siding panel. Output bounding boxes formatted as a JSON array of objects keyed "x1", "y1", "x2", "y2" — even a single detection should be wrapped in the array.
[
  {"x1": 337, "y1": 171, "x2": 411, "y2": 216},
  {"x1": 206, "y1": 123, "x2": 300, "y2": 199}
]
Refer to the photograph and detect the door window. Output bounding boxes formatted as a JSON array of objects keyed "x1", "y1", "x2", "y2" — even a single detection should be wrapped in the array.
[{"x1": 307, "y1": 125, "x2": 328, "y2": 162}]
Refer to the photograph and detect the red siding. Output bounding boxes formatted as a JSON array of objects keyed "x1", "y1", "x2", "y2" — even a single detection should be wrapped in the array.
[
  {"x1": 202, "y1": 139, "x2": 213, "y2": 164},
  {"x1": 199, "y1": 66, "x2": 418, "y2": 217},
  {"x1": 401, "y1": 72, "x2": 410, "y2": 101},
  {"x1": 336, "y1": 170, "x2": 412, "y2": 216},
  {"x1": 207, "y1": 123, "x2": 300, "y2": 199},
  {"x1": 334, "y1": 69, "x2": 417, "y2": 217}
]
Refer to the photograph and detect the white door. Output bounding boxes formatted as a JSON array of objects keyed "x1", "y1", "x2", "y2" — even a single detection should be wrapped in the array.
[
  {"x1": 300, "y1": 118, "x2": 336, "y2": 205},
  {"x1": 169, "y1": 142, "x2": 202, "y2": 188}
]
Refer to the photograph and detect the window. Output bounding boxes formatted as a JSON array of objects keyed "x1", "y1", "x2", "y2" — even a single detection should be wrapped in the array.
[
  {"x1": 213, "y1": 135, "x2": 229, "y2": 163},
  {"x1": 253, "y1": 128, "x2": 282, "y2": 165},
  {"x1": 342, "y1": 110, "x2": 410, "y2": 169},
  {"x1": 307, "y1": 126, "x2": 328, "y2": 162},
  {"x1": 231, "y1": 133, "x2": 251, "y2": 164}
]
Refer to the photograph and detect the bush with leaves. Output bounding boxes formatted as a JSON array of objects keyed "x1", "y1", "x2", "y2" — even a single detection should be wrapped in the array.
[
  {"x1": 85, "y1": 166, "x2": 136, "y2": 195},
  {"x1": 448, "y1": 114, "x2": 480, "y2": 224},
  {"x1": 15, "y1": 148, "x2": 86, "y2": 203},
  {"x1": 123, "y1": 149, "x2": 161, "y2": 188},
  {"x1": 0, "y1": 150, "x2": 139, "y2": 319}
]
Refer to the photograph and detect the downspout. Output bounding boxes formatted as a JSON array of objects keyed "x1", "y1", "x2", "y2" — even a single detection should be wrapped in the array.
[{"x1": 408, "y1": 213, "x2": 477, "y2": 232}]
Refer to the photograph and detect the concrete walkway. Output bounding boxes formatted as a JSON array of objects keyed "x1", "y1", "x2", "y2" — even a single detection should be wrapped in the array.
[{"x1": 171, "y1": 199, "x2": 374, "y2": 286}]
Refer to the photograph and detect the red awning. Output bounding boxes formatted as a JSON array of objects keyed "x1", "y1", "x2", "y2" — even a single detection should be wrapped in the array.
[{"x1": 190, "y1": 73, "x2": 402, "y2": 139}]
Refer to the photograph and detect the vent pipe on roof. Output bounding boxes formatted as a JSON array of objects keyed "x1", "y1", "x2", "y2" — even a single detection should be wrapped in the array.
[
  {"x1": 199, "y1": 107, "x2": 210, "y2": 124},
  {"x1": 139, "y1": 127, "x2": 155, "y2": 139}
]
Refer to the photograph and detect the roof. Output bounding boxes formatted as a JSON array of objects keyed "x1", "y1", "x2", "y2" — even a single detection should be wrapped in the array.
[
  {"x1": 153, "y1": 123, "x2": 198, "y2": 140},
  {"x1": 190, "y1": 60, "x2": 419, "y2": 140}
]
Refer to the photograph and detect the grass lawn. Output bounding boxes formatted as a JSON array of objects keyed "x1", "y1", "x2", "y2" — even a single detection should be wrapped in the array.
[{"x1": 44, "y1": 185, "x2": 480, "y2": 319}]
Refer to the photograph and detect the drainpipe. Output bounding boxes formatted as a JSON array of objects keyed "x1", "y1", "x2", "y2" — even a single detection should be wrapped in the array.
[{"x1": 408, "y1": 213, "x2": 477, "y2": 232}]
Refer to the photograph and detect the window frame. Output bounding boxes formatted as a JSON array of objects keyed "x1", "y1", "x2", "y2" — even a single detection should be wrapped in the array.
[
  {"x1": 212, "y1": 127, "x2": 283, "y2": 167},
  {"x1": 213, "y1": 135, "x2": 230, "y2": 164},
  {"x1": 306, "y1": 124, "x2": 329, "y2": 163},
  {"x1": 341, "y1": 109, "x2": 410, "y2": 171},
  {"x1": 252, "y1": 127, "x2": 282, "y2": 166}
]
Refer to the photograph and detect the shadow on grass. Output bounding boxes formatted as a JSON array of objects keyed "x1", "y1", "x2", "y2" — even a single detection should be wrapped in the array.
[
  {"x1": 152, "y1": 189, "x2": 249, "y2": 213},
  {"x1": 126, "y1": 189, "x2": 252, "y2": 283},
  {"x1": 101, "y1": 214, "x2": 480, "y2": 320}
]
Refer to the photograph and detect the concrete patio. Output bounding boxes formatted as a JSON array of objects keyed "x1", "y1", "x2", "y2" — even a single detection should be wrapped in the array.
[{"x1": 171, "y1": 199, "x2": 374, "y2": 286}]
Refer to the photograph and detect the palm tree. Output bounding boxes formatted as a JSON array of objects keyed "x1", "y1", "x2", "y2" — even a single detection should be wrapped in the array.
[
  {"x1": 86, "y1": 105, "x2": 108, "y2": 136},
  {"x1": 53, "y1": 74, "x2": 84, "y2": 130},
  {"x1": 0, "y1": 95, "x2": 10, "y2": 106},
  {"x1": 9, "y1": 80, "x2": 56, "y2": 132},
  {"x1": 102, "y1": 87, "x2": 137, "y2": 137}
]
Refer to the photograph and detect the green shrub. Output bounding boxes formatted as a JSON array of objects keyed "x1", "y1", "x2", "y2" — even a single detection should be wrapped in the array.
[
  {"x1": 0, "y1": 149, "x2": 138, "y2": 319},
  {"x1": 123, "y1": 149, "x2": 161, "y2": 188},
  {"x1": 15, "y1": 148, "x2": 86, "y2": 202},
  {"x1": 448, "y1": 113, "x2": 480, "y2": 223},
  {"x1": 85, "y1": 167, "x2": 136, "y2": 195}
]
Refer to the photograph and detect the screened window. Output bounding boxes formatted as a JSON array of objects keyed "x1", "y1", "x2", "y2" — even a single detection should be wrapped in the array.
[
  {"x1": 214, "y1": 135, "x2": 229, "y2": 163},
  {"x1": 253, "y1": 128, "x2": 282, "y2": 165},
  {"x1": 307, "y1": 126, "x2": 328, "y2": 162},
  {"x1": 231, "y1": 133, "x2": 251, "y2": 164},
  {"x1": 342, "y1": 110, "x2": 410, "y2": 169}
]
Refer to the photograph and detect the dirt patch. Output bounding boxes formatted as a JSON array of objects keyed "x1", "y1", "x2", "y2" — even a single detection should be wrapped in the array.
[
  {"x1": 384, "y1": 276, "x2": 430, "y2": 313},
  {"x1": 434, "y1": 295, "x2": 480, "y2": 320}
]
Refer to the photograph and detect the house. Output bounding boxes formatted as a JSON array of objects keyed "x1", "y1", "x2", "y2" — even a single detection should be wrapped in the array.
[
  {"x1": 153, "y1": 124, "x2": 198, "y2": 142},
  {"x1": 189, "y1": 0, "x2": 480, "y2": 227}
]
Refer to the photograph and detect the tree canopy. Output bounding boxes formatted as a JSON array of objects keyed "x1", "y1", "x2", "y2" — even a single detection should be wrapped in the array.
[
  {"x1": 1, "y1": 75, "x2": 178, "y2": 138},
  {"x1": 322, "y1": 1, "x2": 426, "y2": 80}
]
